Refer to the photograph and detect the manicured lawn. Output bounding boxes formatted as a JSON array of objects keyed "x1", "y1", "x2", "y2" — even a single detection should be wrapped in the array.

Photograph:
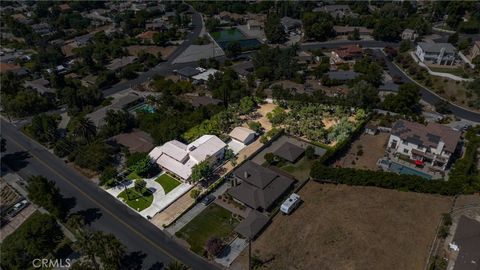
[
  {"x1": 118, "y1": 188, "x2": 153, "y2": 211},
  {"x1": 280, "y1": 157, "x2": 314, "y2": 181},
  {"x1": 175, "y1": 204, "x2": 240, "y2": 255},
  {"x1": 127, "y1": 171, "x2": 142, "y2": 180},
  {"x1": 155, "y1": 174, "x2": 181, "y2": 194}
]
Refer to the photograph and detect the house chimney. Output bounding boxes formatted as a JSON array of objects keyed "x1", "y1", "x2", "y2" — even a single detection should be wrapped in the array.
[{"x1": 243, "y1": 171, "x2": 249, "y2": 179}]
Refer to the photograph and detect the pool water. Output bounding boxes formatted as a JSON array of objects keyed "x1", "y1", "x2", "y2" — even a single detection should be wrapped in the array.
[
  {"x1": 130, "y1": 103, "x2": 155, "y2": 113},
  {"x1": 211, "y1": 29, "x2": 261, "y2": 50},
  {"x1": 384, "y1": 160, "x2": 432, "y2": 180}
]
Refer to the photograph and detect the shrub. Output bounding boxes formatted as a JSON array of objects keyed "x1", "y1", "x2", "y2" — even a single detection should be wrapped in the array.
[
  {"x1": 205, "y1": 237, "x2": 224, "y2": 257},
  {"x1": 190, "y1": 189, "x2": 201, "y2": 200},
  {"x1": 134, "y1": 179, "x2": 146, "y2": 192},
  {"x1": 100, "y1": 166, "x2": 118, "y2": 187},
  {"x1": 305, "y1": 146, "x2": 315, "y2": 160}
]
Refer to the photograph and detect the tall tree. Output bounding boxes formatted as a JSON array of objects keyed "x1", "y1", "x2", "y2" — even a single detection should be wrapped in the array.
[
  {"x1": 27, "y1": 176, "x2": 66, "y2": 219},
  {"x1": 70, "y1": 116, "x2": 97, "y2": 142},
  {"x1": 265, "y1": 14, "x2": 286, "y2": 44}
]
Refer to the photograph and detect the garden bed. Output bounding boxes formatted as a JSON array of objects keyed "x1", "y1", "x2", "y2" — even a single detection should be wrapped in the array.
[
  {"x1": 118, "y1": 188, "x2": 153, "y2": 211},
  {"x1": 155, "y1": 174, "x2": 181, "y2": 194},
  {"x1": 175, "y1": 204, "x2": 241, "y2": 255}
]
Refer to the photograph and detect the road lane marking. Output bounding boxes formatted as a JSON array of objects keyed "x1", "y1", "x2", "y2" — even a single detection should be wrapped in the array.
[{"x1": 3, "y1": 132, "x2": 198, "y2": 266}]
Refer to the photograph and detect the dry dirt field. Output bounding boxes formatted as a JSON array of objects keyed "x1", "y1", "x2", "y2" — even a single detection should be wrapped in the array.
[
  {"x1": 233, "y1": 182, "x2": 453, "y2": 270},
  {"x1": 334, "y1": 132, "x2": 389, "y2": 170}
]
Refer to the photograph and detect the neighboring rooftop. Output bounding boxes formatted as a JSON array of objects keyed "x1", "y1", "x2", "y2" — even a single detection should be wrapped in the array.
[
  {"x1": 229, "y1": 127, "x2": 256, "y2": 144},
  {"x1": 228, "y1": 161, "x2": 294, "y2": 211},
  {"x1": 107, "y1": 56, "x2": 137, "y2": 71},
  {"x1": 274, "y1": 142, "x2": 305, "y2": 163},
  {"x1": 234, "y1": 210, "x2": 270, "y2": 239},
  {"x1": 326, "y1": 71, "x2": 360, "y2": 81},
  {"x1": 280, "y1": 17, "x2": 302, "y2": 31},
  {"x1": 24, "y1": 78, "x2": 55, "y2": 94},
  {"x1": 391, "y1": 120, "x2": 461, "y2": 153},
  {"x1": 112, "y1": 130, "x2": 154, "y2": 153},
  {"x1": 418, "y1": 42, "x2": 456, "y2": 54},
  {"x1": 177, "y1": 66, "x2": 201, "y2": 78},
  {"x1": 149, "y1": 135, "x2": 227, "y2": 180}
]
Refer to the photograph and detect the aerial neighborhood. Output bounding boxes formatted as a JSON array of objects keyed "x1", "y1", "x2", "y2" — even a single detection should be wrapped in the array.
[{"x1": 0, "y1": 1, "x2": 479, "y2": 270}]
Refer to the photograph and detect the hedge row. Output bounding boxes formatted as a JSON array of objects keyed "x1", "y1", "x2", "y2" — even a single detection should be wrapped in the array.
[{"x1": 310, "y1": 163, "x2": 466, "y2": 196}]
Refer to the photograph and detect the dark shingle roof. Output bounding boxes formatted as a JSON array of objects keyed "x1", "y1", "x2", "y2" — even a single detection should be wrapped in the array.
[
  {"x1": 229, "y1": 161, "x2": 294, "y2": 210},
  {"x1": 391, "y1": 120, "x2": 461, "y2": 153},
  {"x1": 177, "y1": 66, "x2": 200, "y2": 77},
  {"x1": 235, "y1": 210, "x2": 269, "y2": 239},
  {"x1": 326, "y1": 71, "x2": 360, "y2": 81},
  {"x1": 274, "y1": 142, "x2": 305, "y2": 162}
]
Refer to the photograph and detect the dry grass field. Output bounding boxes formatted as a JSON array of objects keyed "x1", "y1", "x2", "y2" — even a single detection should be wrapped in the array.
[{"x1": 233, "y1": 182, "x2": 453, "y2": 270}]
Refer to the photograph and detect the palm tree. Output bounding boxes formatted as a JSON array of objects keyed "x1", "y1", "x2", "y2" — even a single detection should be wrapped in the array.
[
  {"x1": 95, "y1": 233, "x2": 125, "y2": 270},
  {"x1": 165, "y1": 261, "x2": 189, "y2": 270},
  {"x1": 73, "y1": 230, "x2": 100, "y2": 270},
  {"x1": 71, "y1": 116, "x2": 96, "y2": 142}
]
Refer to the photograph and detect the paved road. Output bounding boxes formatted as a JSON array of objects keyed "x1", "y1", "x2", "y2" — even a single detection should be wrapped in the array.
[
  {"x1": 302, "y1": 41, "x2": 479, "y2": 122},
  {"x1": 372, "y1": 50, "x2": 480, "y2": 122},
  {"x1": 0, "y1": 119, "x2": 219, "y2": 270},
  {"x1": 103, "y1": 6, "x2": 203, "y2": 97}
]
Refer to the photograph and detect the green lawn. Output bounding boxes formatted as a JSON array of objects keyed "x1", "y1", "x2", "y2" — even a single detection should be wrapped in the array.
[
  {"x1": 127, "y1": 171, "x2": 142, "y2": 180},
  {"x1": 280, "y1": 157, "x2": 314, "y2": 181},
  {"x1": 155, "y1": 174, "x2": 181, "y2": 194},
  {"x1": 118, "y1": 188, "x2": 153, "y2": 211},
  {"x1": 175, "y1": 204, "x2": 240, "y2": 255}
]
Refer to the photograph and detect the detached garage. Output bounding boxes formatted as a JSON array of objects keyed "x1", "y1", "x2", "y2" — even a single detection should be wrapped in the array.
[{"x1": 229, "y1": 127, "x2": 256, "y2": 145}]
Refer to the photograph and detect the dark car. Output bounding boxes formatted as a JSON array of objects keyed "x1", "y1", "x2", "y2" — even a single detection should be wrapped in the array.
[{"x1": 201, "y1": 194, "x2": 215, "y2": 206}]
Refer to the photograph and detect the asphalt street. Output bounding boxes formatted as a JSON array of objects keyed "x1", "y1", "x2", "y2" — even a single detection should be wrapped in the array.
[
  {"x1": 103, "y1": 6, "x2": 203, "y2": 97},
  {"x1": 0, "y1": 119, "x2": 219, "y2": 270},
  {"x1": 302, "y1": 41, "x2": 480, "y2": 122}
]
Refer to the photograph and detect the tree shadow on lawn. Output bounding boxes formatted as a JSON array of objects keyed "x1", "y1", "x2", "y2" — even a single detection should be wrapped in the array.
[{"x1": 1, "y1": 151, "x2": 31, "y2": 171}]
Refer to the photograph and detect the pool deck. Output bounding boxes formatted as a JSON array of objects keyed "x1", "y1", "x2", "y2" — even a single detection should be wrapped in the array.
[{"x1": 377, "y1": 157, "x2": 443, "y2": 180}]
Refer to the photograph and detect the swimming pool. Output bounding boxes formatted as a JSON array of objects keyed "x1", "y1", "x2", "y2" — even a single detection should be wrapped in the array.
[
  {"x1": 381, "y1": 160, "x2": 432, "y2": 180},
  {"x1": 211, "y1": 29, "x2": 261, "y2": 50},
  {"x1": 130, "y1": 103, "x2": 155, "y2": 113}
]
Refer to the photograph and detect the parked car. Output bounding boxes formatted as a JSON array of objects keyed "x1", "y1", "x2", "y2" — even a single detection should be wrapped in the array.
[
  {"x1": 201, "y1": 194, "x2": 215, "y2": 206},
  {"x1": 9, "y1": 199, "x2": 29, "y2": 217},
  {"x1": 280, "y1": 193, "x2": 301, "y2": 215}
]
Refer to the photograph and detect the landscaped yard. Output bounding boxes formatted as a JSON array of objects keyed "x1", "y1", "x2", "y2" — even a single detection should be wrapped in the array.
[
  {"x1": 175, "y1": 204, "x2": 241, "y2": 255},
  {"x1": 279, "y1": 157, "x2": 315, "y2": 181},
  {"x1": 127, "y1": 171, "x2": 142, "y2": 180},
  {"x1": 118, "y1": 188, "x2": 153, "y2": 211},
  {"x1": 155, "y1": 174, "x2": 181, "y2": 194}
]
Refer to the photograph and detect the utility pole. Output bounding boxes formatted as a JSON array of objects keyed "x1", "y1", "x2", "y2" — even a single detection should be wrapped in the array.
[{"x1": 248, "y1": 237, "x2": 252, "y2": 270}]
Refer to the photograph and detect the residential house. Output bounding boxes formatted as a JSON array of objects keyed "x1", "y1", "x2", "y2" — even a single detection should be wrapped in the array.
[
  {"x1": 191, "y1": 68, "x2": 220, "y2": 83},
  {"x1": 176, "y1": 66, "x2": 201, "y2": 80},
  {"x1": 330, "y1": 44, "x2": 363, "y2": 65},
  {"x1": 387, "y1": 120, "x2": 461, "y2": 170},
  {"x1": 87, "y1": 92, "x2": 142, "y2": 127},
  {"x1": 415, "y1": 42, "x2": 457, "y2": 65},
  {"x1": 274, "y1": 142, "x2": 305, "y2": 163},
  {"x1": 448, "y1": 215, "x2": 480, "y2": 270},
  {"x1": 58, "y1": 4, "x2": 71, "y2": 13},
  {"x1": 247, "y1": 20, "x2": 263, "y2": 31},
  {"x1": 80, "y1": 75, "x2": 98, "y2": 87},
  {"x1": 229, "y1": 127, "x2": 256, "y2": 145},
  {"x1": 185, "y1": 95, "x2": 222, "y2": 108},
  {"x1": 401, "y1": 29, "x2": 418, "y2": 41},
  {"x1": 325, "y1": 71, "x2": 360, "y2": 82},
  {"x1": 106, "y1": 56, "x2": 137, "y2": 71},
  {"x1": 333, "y1": 26, "x2": 373, "y2": 38},
  {"x1": 470, "y1": 41, "x2": 480, "y2": 60},
  {"x1": 320, "y1": 5, "x2": 357, "y2": 18},
  {"x1": 146, "y1": 21, "x2": 168, "y2": 32},
  {"x1": 24, "y1": 78, "x2": 55, "y2": 95},
  {"x1": 234, "y1": 210, "x2": 269, "y2": 239},
  {"x1": 136, "y1": 31, "x2": 157, "y2": 43},
  {"x1": 231, "y1": 61, "x2": 254, "y2": 79},
  {"x1": 280, "y1": 17, "x2": 302, "y2": 34},
  {"x1": 0, "y1": 62, "x2": 28, "y2": 76},
  {"x1": 112, "y1": 129, "x2": 154, "y2": 153},
  {"x1": 31, "y1": 23, "x2": 55, "y2": 36},
  {"x1": 148, "y1": 135, "x2": 227, "y2": 180},
  {"x1": 228, "y1": 161, "x2": 294, "y2": 212}
]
